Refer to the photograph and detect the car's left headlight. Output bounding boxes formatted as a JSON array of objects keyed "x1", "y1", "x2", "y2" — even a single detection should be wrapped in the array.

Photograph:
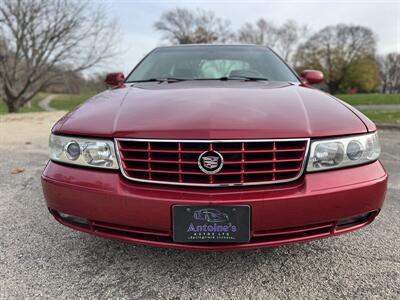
[
  {"x1": 49, "y1": 134, "x2": 119, "y2": 169},
  {"x1": 307, "y1": 132, "x2": 380, "y2": 172}
]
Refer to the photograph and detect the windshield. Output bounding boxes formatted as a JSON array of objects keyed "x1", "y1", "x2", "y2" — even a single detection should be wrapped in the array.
[{"x1": 126, "y1": 45, "x2": 299, "y2": 82}]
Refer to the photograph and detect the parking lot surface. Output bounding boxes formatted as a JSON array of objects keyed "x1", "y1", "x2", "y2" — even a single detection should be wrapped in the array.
[{"x1": 0, "y1": 125, "x2": 399, "y2": 299}]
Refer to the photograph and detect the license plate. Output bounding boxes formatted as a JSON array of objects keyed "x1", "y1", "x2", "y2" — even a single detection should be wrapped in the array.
[{"x1": 172, "y1": 205, "x2": 250, "y2": 243}]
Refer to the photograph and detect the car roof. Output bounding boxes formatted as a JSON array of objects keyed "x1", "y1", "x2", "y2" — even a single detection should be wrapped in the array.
[{"x1": 154, "y1": 44, "x2": 270, "y2": 50}]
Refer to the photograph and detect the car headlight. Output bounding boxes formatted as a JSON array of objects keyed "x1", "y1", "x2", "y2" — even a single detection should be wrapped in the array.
[
  {"x1": 307, "y1": 132, "x2": 380, "y2": 172},
  {"x1": 49, "y1": 134, "x2": 119, "y2": 169}
]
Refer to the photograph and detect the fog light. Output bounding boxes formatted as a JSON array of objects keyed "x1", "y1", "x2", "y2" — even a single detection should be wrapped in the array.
[
  {"x1": 337, "y1": 212, "x2": 372, "y2": 227},
  {"x1": 59, "y1": 212, "x2": 88, "y2": 225}
]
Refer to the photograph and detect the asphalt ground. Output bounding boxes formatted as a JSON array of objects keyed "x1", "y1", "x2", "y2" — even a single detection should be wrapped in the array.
[{"x1": 0, "y1": 130, "x2": 399, "y2": 299}]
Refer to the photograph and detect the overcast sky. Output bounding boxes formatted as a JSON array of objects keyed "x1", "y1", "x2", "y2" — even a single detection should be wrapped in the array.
[{"x1": 102, "y1": 0, "x2": 400, "y2": 74}]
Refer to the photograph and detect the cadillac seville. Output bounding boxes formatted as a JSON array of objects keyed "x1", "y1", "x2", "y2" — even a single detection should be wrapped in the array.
[{"x1": 41, "y1": 45, "x2": 387, "y2": 250}]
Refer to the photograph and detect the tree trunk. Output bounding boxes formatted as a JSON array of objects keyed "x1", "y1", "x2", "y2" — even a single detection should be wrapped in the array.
[
  {"x1": 4, "y1": 90, "x2": 37, "y2": 113},
  {"x1": 327, "y1": 81, "x2": 341, "y2": 94},
  {"x1": 4, "y1": 97, "x2": 20, "y2": 113},
  {"x1": 381, "y1": 81, "x2": 387, "y2": 94}
]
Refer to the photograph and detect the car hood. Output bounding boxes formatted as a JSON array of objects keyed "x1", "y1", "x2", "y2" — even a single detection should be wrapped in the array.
[{"x1": 54, "y1": 81, "x2": 369, "y2": 139}]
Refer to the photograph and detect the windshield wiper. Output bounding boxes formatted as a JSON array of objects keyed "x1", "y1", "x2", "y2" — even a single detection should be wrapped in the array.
[
  {"x1": 218, "y1": 76, "x2": 269, "y2": 81},
  {"x1": 129, "y1": 76, "x2": 269, "y2": 83},
  {"x1": 129, "y1": 77, "x2": 187, "y2": 83}
]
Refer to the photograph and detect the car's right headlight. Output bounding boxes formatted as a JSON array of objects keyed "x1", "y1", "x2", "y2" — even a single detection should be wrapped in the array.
[
  {"x1": 49, "y1": 134, "x2": 119, "y2": 169},
  {"x1": 307, "y1": 132, "x2": 380, "y2": 172}
]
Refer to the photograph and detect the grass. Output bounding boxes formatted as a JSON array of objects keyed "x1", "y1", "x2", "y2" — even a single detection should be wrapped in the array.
[
  {"x1": 49, "y1": 91, "x2": 96, "y2": 111},
  {"x1": 0, "y1": 93, "x2": 49, "y2": 114},
  {"x1": 361, "y1": 110, "x2": 400, "y2": 124},
  {"x1": 0, "y1": 101, "x2": 7, "y2": 114},
  {"x1": 338, "y1": 93, "x2": 400, "y2": 123},
  {"x1": 336, "y1": 93, "x2": 400, "y2": 105}
]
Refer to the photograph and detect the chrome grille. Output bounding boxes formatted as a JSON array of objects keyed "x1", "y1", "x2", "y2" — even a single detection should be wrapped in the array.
[{"x1": 115, "y1": 139, "x2": 310, "y2": 187}]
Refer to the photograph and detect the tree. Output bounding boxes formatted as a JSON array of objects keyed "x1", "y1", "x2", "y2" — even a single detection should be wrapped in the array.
[
  {"x1": 154, "y1": 8, "x2": 233, "y2": 45},
  {"x1": 295, "y1": 24, "x2": 378, "y2": 94},
  {"x1": 343, "y1": 54, "x2": 381, "y2": 92},
  {"x1": 275, "y1": 21, "x2": 308, "y2": 63},
  {"x1": 238, "y1": 19, "x2": 279, "y2": 48},
  {"x1": 0, "y1": 0, "x2": 119, "y2": 112},
  {"x1": 237, "y1": 19, "x2": 308, "y2": 65},
  {"x1": 83, "y1": 73, "x2": 108, "y2": 93},
  {"x1": 379, "y1": 53, "x2": 400, "y2": 93},
  {"x1": 41, "y1": 69, "x2": 85, "y2": 94}
]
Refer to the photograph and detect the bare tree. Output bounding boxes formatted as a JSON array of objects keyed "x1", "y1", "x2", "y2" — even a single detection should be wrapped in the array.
[
  {"x1": 237, "y1": 19, "x2": 279, "y2": 48},
  {"x1": 0, "y1": 75, "x2": 3, "y2": 102},
  {"x1": 84, "y1": 73, "x2": 109, "y2": 93},
  {"x1": 379, "y1": 53, "x2": 400, "y2": 93},
  {"x1": 275, "y1": 21, "x2": 308, "y2": 63},
  {"x1": 295, "y1": 24, "x2": 377, "y2": 93},
  {"x1": 0, "y1": 0, "x2": 119, "y2": 112},
  {"x1": 237, "y1": 19, "x2": 308, "y2": 65},
  {"x1": 154, "y1": 8, "x2": 233, "y2": 45},
  {"x1": 42, "y1": 69, "x2": 85, "y2": 94}
]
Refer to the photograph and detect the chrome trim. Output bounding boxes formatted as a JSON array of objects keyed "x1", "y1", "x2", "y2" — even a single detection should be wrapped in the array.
[{"x1": 114, "y1": 138, "x2": 310, "y2": 187}]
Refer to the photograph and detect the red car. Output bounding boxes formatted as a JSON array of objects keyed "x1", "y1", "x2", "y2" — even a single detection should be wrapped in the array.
[{"x1": 41, "y1": 45, "x2": 387, "y2": 250}]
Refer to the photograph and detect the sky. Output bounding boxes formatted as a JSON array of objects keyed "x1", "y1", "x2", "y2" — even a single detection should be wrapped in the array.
[{"x1": 100, "y1": 0, "x2": 400, "y2": 74}]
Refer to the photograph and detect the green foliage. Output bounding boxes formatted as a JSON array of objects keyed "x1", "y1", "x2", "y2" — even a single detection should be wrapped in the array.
[
  {"x1": 298, "y1": 52, "x2": 381, "y2": 93},
  {"x1": 296, "y1": 24, "x2": 378, "y2": 94},
  {"x1": 344, "y1": 55, "x2": 381, "y2": 92}
]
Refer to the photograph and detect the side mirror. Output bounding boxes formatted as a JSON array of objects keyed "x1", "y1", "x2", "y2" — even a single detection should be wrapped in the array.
[
  {"x1": 105, "y1": 72, "x2": 125, "y2": 88},
  {"x1": 300, "y1": 70, "x2": 324, "y2": 85}
]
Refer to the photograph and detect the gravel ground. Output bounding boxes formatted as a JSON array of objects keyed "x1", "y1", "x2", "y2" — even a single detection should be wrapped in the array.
[{"x1": 0, "y1": 114, "x2": 399, "y2": 299}]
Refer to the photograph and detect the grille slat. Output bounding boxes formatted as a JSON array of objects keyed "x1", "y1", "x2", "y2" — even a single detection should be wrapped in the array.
[
  {"x1": 119, "y1": 147, "x2": 305, "y2": 154},
  {"x1": 121, "y1": 157, "x2": 303, "y2": 164},
  {"x1": 117, "y1": 139, "x2": 309, "y2": 187},
  {"x1": 122, "y1": 167, "x2": 302, "y2": 175},
  {"x1": 178, "y1": 142, "x2": 183, "y2": 183}
]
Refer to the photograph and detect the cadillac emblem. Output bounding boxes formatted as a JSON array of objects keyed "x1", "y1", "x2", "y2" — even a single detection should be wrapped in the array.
[{"x1": 198, "y1": 151, "x2": 224, "y2": 175}]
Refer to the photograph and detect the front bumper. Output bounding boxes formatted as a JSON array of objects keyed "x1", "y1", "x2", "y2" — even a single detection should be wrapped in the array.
[{"x1": 42, "y1": 160, "x2": 388, "y2": 250}]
